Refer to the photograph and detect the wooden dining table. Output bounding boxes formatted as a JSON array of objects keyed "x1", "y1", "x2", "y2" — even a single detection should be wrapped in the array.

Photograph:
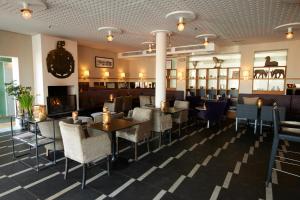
[{"x1": 89, "y1": 118, "x2": 141, "y2": 161}]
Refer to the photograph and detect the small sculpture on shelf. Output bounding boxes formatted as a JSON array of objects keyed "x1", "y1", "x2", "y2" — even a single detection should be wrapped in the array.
[
  {"x1": 271, "y1": 69, "x2": 285, "y2": 79},
  {"x1": 254, "y1": 69, "x2": 268, "y2": 79},
  {"x1": 213, "y1": 57, "x2": 224, "y2": 68},
  {"x1": 264, "y1": 56, "x2": 278, "y2": 67}
]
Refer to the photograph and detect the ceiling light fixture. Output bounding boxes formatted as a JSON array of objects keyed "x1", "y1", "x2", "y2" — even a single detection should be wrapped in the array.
[
  {"x1": 97, "y1": 27, "x2": 122, "y2": 42},
  {"x1": 20, "y1": 2, "x2": 32, "y2": 20},
  {"x1": 142, "y1": 41, "x2": 155, "y2": 53},
  {"x1": 195, "y1": 34, "x2": 217, "y2": 46},
  {"x1": 286, "y1": 27, "x2": 294, "y2": 39},
  {"x1": 274, "y1": 22, "x2": 300, "y2": 40},
  {"x1": 165, "y1": 11, "x2": 196, "y2": 32}
]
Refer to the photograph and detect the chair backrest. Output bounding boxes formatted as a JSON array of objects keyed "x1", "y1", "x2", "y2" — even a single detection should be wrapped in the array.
[
  {"x1": 205, "y1": 101, "x2": 227, "y2": 121},
  {"x1": 59, "y1": 121, "x2": 86, "y2": 162},
  {"x1": 272, "y1": 106, "x2": 281, "y2": 138},
  {"x1": 236, "y1": 104, "x2": 258, "y2": 120},
  {"x1": 139, "y1": 96, "x2": 151, "y2": 107},
  {"x1": 261, "y1": 106, "x2": 286, "y2": 122},
  {"x1": 150, "y1": 96, "x2": 155, "y2": 106},
  {"x1": 132, "y1": 107, "x2": 152, "y2": 122},
  {"x1": 39, "y1": 118, "x2": 73, "y2": 139},
  {"x1": 122, "y1": 96, "x2": 132, "y2": 112},
  {"x1": 115, "y1": 96, "x2": 124, "y2": 113},
  {"x1": 174, "y1": 100, "x2": 189, "y2": 109}
]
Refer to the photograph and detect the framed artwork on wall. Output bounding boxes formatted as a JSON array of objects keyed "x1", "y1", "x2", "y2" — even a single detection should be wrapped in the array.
[{"x1": 95, "y1": 56, "x2": 114, "y2": 68}]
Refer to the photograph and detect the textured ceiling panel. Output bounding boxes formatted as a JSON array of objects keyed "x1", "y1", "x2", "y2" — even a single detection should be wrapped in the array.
[{"x1": 0, "y1": 0, "x2": 300, "y2": 51}]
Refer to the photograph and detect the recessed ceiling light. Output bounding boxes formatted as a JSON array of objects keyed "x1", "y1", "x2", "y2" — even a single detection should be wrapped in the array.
[{"x1": 165, "y1": 11, "x2": 196, "y2": 32}]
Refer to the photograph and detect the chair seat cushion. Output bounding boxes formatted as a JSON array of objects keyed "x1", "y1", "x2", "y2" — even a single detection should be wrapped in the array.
[{"x1": 281, "y1": 127, "x2": 300, "y2": 136}]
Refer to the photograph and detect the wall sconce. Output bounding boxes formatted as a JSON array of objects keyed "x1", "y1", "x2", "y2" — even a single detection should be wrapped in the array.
[
  {"x1": 83, "y1": 70, "x2": 89, "y2": 79},
  {"x1": 120, "y1": 72, "x2": 126, "y2": 79},
  {"x1": 177, "y1": 71, "x2": 183, "y2": 80},
  {"x1": 242, "y1": 70, "x2": 250, "y2": 80},
  {"x1": 139, "y1": 72, "x2": 144, "y2": 79},
  {"x1": 104, "y1": 71, "x2": 110, "y2": 79}
]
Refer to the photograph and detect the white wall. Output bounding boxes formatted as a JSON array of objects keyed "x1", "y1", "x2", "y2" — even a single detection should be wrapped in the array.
[
  {"x1": 0, "y1": 30, "x2": 33, "y2": 88},
  {"x1": 32, "y1": 34, "x2": 78, "y2": 106}
]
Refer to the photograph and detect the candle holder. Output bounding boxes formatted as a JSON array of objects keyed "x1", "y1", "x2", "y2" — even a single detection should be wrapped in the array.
[
  {"x1": 257, "y1": 98, "x2": 263, "y2": 108},
  {"x1": 109, "y1": 94, "x2": 114, "y2": 102},
  {"x1": 33, "y1": 105, "x2": 47, "y2": 121},
  {"x1": 102, "y1": 106, "x2": 111, "y2": 125},
  {"x1": 160, "y1": 100, "x2": 169, "y2": 113},
  {"x1": 72, "y1": 111, "x2": 78, "y2": 121}
]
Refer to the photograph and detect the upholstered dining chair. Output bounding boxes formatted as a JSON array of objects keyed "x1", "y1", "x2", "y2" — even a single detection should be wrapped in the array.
[
  {"x1": 116, "y1": 107, "x2": 152, "y2": 160},
  {"x1": 59, "y1": 121, "x2": 111, "y2": 189},
  {"x1": 38, "y1": 118, "x2": 73, "y2": 156},
  {"x1": 104, "y1": 96, "x2": 124, "y2": 112},
  {"x1": 236, "y1": 104, "x2": 259, "y2": 134},
  {"x1": 172, "y1": 100, "x2": 189, "y2": 137},
  {"x1": 197, "y1": 101, "x2": 227, "y2": 128},
  {"x1": 122, "y1": 96, "x2": 133, "y2": 113},
  {"x1": 266, "y1": 106, "x2": 300, "y2": 185},
  {"x1": 260, "y1": 105, "x2": 286, "y2": 134},
  {"x1": 148, "y1": 108, "x2": 173, "y2": 147},
  {"x1": 139, "y1": 95, "x2": 151, "y2": 107}
]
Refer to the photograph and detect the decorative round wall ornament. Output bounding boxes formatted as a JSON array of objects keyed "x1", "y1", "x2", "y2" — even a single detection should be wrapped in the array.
[{"x1": 46, "y1": 41, "x2": 75, "y2": 78}]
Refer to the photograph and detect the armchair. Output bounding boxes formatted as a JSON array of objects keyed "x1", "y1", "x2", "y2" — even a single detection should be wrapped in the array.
[
  {"x1": 59, "y1": 121, "x2": 111, "y2": 189},
  {"x1": 139, "y1": 95, "x2": 151, "y2": 107},
  {"x1": 173, "y1": 100, "x2": 189, "y2": 136},
  {"x1": 116, "y1": 108, "x2": 152, "y2": 160},
  {"x1": 260, "y1": 106, "x2": 286, "y2": 134}
]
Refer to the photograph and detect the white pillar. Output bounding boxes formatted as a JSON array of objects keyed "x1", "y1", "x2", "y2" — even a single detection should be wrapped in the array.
[{"x1": 152, "y1": 30, "x2": 169, "y2": 108}]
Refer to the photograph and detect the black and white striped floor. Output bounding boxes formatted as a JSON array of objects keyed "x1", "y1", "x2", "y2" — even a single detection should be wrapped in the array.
[{"x1": 0, "y1": 121, "x2": 299, "y2": 200}]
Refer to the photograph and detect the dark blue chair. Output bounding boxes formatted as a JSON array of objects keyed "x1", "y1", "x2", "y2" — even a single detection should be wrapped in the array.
[
  {"x1": 266, "y1": 106, "x2": 300, "y2": 184},
  {"x1": 197, "y1": 101, "x2": 227, "y2": 128},
  {"x1": 236, "y1": 104, "x2": 259, "y2": 134}
]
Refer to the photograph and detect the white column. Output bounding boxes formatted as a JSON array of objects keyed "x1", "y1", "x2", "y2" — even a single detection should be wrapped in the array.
[{"x1": 152, "y1": 30, "x2": 169, "y2": 108}]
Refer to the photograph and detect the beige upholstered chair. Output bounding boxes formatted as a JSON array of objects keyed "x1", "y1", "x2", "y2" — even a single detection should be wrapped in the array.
[
  {"x1": 59, "y1": 121, "x2": 111, "y2": 189},
  {"x1": 67, "y1": 116, "x2": 93, "y2": 125},
  {"x1": 151, "y1": 108, "x2": 173, "y2": 147},
  {"x1": 103, "y1": 96, "x2": 124, "y2": 112},
  {"x1": 173, "y1": 100, "x2": 189, "y2": 136},
  {"x1": 38, "y1": 118, "x2": 73, "y2": 156},
  {"x1": 116, "y1": 108, "x2": 152, "y2": 160},
  {"x1": 139, "y1": 95, "x2": 151, "y2": 107}
]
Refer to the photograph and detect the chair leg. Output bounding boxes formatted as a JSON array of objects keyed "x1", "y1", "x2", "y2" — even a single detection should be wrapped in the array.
[
  {"x1": 169, "y1": 129, "x2": 172, "y2": 144},
  {"x1": 159, "y1": 132, "x2": 162, "y2": 148},
  {"x1": 134, "y1": 142, "x2": 138, "y2": 161},
  {"x1": 260, "y1": 120, "x2": 263, "y2": 135},
  {"x1": 179, "y1": 123, "x2": 181, "y2": 137},
  {"x1": 235, "y1": 118, "x2": 238, "y2": 132},
  {"x1": 147, "y1": 137, "x2": 150, "y2": 152},
  {"x1": 116, "y1": 137, "x2": 119, "y2": 155},
  {"x1": 266, "y1": 137, "x2": 279, "y2": 185},
  {"x1": 207, "y1": 120, "x2": 210, "y2": 129},
  {"x1": 81, "y1": 164, "x2": 86, "y2": 189},
  {"x1": 106, "y1": 155, "x2": 110, "y2": 176},
  {"x1": 64, "y1": 157, "x2": 69, "y2": 180},
  {"x1": 254, "y1": 120, "x2": 257, "y2": 135}
]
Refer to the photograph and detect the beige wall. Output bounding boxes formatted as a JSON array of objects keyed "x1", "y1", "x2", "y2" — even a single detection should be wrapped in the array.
[
  {"x1": 78, "y1": 45, "x2": 129, "y2": 85},
  {"x1": 127, "y1": 57, "x2": 155, "y2": 81},
  {"x1": 0, "y1": 30, "x2": 33, "y2": 88}
]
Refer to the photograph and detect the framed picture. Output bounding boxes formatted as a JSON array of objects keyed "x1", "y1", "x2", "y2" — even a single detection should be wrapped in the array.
[
  {"x1": 166, "y1": 60, "x2": 172, "y2": 69},
  {"x1": 95, "y1": 56, "x2": 114, "y2": 68}
]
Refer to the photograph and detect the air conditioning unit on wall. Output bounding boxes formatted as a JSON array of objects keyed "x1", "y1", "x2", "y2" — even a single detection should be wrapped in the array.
[{"x1": 118, "y1": 43, "x2": 216, "y2": 58}]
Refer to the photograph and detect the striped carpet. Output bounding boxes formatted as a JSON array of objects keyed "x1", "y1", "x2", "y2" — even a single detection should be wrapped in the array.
[{"x1": 0, "y1": 121, "x2": 299, "y2": 200}]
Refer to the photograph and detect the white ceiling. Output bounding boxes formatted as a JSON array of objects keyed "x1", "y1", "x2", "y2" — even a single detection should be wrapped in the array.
[{"x1": 0, "y1": 0, "x2": 300, "y2": 52}]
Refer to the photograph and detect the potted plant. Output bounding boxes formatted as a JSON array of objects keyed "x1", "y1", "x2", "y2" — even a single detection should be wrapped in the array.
[
  {"x1": 18, "y1": 92, "x2": 34, "y2": 118},
  {"x1": 5, "y1": 81, "x2": 32, "y2": 116}
]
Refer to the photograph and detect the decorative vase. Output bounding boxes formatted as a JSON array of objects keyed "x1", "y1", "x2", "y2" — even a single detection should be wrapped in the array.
[
  {"x1": 160, "y1": 100, "x2": 169, "y2": 113},
  {"x1": 103, "y1": 111, "x2": 111, "y2": 125},
  {"x1": 16, "y1": 100, "x2": 24, "y2": 116},
  {"x1": 33, "y1": 105, "x2": 47, "y2": 121}
]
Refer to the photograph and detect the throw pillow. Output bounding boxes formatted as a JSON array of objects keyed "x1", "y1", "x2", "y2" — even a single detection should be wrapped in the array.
[{"x1": 243, "y1": 97, "x2": 259, "y2": 105}]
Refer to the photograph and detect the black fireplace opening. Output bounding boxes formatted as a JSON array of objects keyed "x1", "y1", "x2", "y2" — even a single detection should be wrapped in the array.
[{"x1": 47, "y1": 86, "x2": 77, "y2": 117}]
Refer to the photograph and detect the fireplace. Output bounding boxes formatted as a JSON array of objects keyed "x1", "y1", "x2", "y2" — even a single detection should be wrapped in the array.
[{"x1": 47, "y1": 86, "x2": 77, "y2": 117}]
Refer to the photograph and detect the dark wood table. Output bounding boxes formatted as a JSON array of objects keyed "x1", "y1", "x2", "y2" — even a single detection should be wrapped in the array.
[
  {"x1": 163, "y1": 107, "x2": 186, "y2": 115},
  {"x1": 89, "y1": 118, "x2": 141, "y2": 161}
]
